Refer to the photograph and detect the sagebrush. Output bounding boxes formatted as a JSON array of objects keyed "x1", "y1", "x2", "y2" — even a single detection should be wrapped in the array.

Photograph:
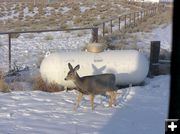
[{"x1": 33, "y1": 76, "x2": 64, "y2": 92}]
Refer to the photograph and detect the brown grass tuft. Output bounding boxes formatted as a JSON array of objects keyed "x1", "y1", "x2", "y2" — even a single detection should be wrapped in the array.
[
  {"x1": 33, "y1": 76, "x2": 64, "y2": 92},
  {"x1": 44, "y1": 34, "x2": 54, "y2": 40},
  {"x1": 0, "y1": 71, "x2": 10, "y2": 93}
]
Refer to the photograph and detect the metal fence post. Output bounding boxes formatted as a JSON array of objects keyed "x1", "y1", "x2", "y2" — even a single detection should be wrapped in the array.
[
  {"x1": 149, "y1": 41, "x2": 161, "y2": 76},
  {"x1": 92, "y1": 28, "x2": 98, "y2": 43},
  {"x1": 8, "y1": 33, "x2": 12, "y2": 71}
]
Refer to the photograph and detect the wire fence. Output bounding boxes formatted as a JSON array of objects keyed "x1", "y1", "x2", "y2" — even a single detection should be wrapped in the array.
[{"x1": 0, "y1": 3, "x2": 168, "y2": 72}]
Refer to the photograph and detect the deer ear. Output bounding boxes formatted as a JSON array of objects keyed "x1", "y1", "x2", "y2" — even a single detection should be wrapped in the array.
[
  {"x1": 68, "y1": 63, "x2": 73, "y2": 71},
  {"x1": 74, "y1": 65, "x2": 80, "y2": 72}
]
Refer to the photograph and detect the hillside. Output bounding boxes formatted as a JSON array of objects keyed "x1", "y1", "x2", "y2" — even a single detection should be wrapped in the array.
[{"x1": 0, "y1": 0, "x2": 154, "y2": 31}]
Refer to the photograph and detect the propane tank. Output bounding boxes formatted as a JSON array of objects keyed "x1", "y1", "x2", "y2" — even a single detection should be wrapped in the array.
[{"x1": 40, "y1": 49, "x2": 149, "y2": 87}]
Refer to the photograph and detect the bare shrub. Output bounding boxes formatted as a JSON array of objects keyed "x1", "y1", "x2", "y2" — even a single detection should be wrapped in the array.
[
  {"x1": 0, "y1": 79, "x2": 10, "y2": 93},
  {"x1": 61, "y1": 23, "x2": 69, "y2": 29},
  {"x1": 76, "y1": 31, "x2": 85, "y2": 37},
  {"x1": 11, "y1": 33, "x2": 20, "y2": 38},
  {"x1": 26, "y1": 34, "x2": 35, "y2": 39},
  {"x1": 74, "y1": 17, "x2": 83, "y2": 25},
  {"x1": 33, "y1": 76, "x2": 64, "y2": 92},
  {"x1": 44, "y1": 34, "x2": 54, "y2": 40}
]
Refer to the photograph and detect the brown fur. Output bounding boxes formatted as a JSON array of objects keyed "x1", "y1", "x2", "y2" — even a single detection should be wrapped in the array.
[{"x1": 65, "y1": 63, "x2": 118, "y2": 110}]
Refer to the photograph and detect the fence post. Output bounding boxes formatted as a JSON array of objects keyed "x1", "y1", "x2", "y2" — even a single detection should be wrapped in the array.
[
  {"x1": 137, "y1": 12, "x2": 139, "y2": 22},
  {"x1": 133, "y1": 12, "x2": 136, "y2": 26},
  {"x1": 144, "y1": 10, "x2": 146, "y2": 18},
  {"x1": 145, "y1": 10, "x2": 147, "y2": 18},
  {"x1": 129, "y1": 13, "x2": 131, "y2": 27},
  {"x1": 119, "y1": 17, "x2": 121, "y2": 31},
  {"x1": 151, "y1": 9, "x2": 153, "y2": 16},
  {"x1": 141, "y1": 11, "x2": 143, "y2": 21},
  {"x1": 103, "y1": 22, "x2": 105, "y2": 37},
  {"x1": 110, "y1": 20, "x2": 113, "y2": 33},
  {"x1": 8, "y1": 33, "x2": 12, "y2": 71},
  {"x1": 124, "y1": 15, "x2": 127, "y2": 29},
  {"x1": 149, "y1": 41, "x2": 160, "y2": 76},
  {"x1": 155, "y1": 7, "x2": 157, "y2": 15},
  {"x1": 92, "y1": 28, "x2": 98, "y2": 43}
]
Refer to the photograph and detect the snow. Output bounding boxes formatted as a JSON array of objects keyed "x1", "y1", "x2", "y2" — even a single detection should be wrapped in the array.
[
  {"x1": 80, "y1": 6, "x2": 90, "y2": 13},
  {"x1": 0, "y1": 30, "x2": 91, "y2": 71},
  {"x1": 0, "y1": 10, "x2": 19, "y2": 21},
  {"x1": 44, "y1": 7, "x2": 54, "y2": 16},
  {"x1": 151, "y1": 24, "x2": 172, "y2": 51},
  {"x1": 0, "y1": 75, "x2": 169, "y2": 134},
  {"x1": 23, "y1": 7, "x2": 37, "y2": 18},
  {"x1": 61, "y1": 7, "x2": 72, "y2": 14},
  {"x1": 129, "y1": 23, "x2": 172, "y2": 56},
  {"x1": 100, "y1": 75, "x2": 169, "y2": 134}
]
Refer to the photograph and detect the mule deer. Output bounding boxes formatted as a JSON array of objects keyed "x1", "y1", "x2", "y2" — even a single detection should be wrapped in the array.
[{"x1": 64, "y1": 63, "x2": 118, "y2": 110}]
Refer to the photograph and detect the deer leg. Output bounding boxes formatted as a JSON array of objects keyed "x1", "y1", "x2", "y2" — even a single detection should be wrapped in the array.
[
  {"x1": 74, "y1": 92, "x2": 83, "y2": 111},
  {"x1": 90, "y1": 94, "x2": 95, "y2": 111}
]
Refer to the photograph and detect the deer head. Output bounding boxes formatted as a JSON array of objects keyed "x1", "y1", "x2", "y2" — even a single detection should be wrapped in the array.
[{"x1": 64, "y1": 63, "x2": 80, "y2": 81}]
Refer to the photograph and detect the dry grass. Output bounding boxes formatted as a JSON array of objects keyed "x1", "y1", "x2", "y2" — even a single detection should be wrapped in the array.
[
  {"x1": 61, "y1": 23, "x2": 69, "y2": 29},
  {"x1": 0, "y1": 1, "x2": 172, "y2": 33},
  {"x1": 73, "y1": 17, "x2": 83, "y2": 25},
  {"x1": 0, "y1": 71, "x2": 10, "y2": 93},
  {"x1": 25, "y1": 33, "x2": 35, "y2": 39},
  {"x1": 99, "y1": 6, "x2": 172, "y2": 51},
  {"x1": 44, "y1": 34, "x2": 54, "y2": 40},
  {"x1": 11, "y1": 33, "x2": 20, "y2": 38},
  {"x1": 125, "y1": 8, "x2": 172, "y2": 33},
  {"x1": 0, "y1": 79, "x2": 10, "y2": 93},
  {"x1": 33, "y1": 76, "x2": 64, "y2": 92}
]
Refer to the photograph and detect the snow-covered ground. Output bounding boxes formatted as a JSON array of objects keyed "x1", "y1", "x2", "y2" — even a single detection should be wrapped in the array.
[
  {"x1": 134, "y1": 24, "x2": 172, "y2": 54},
  {"x1": 0, "y1": 30, "x2": 92, "y2": 71},
  {"x1": 0, "y1": 75, "x2": 169, "y2": 134}
]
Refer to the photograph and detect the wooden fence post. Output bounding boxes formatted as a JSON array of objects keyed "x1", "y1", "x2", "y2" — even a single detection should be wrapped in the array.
[
  {"x1": 92, "y1": 28, "x2": 98, "y2": 43},
  {"x1": 119, "y1": 17, "x2": 121, "y2": 31},
  {"x1": 141, "y1": 11, "x2": 143, "y2": 21},
  {"x1": 150, "y1": 9, "x2": 151, "y2": 16},
  {"x1": 110, "y1": 20, "x2": 113, "y2": 33},
  {"x1": 137, "y1": 12, "x2": 139, "y2": 22},
  {"x1": 129, "y1": 13, "x2": 131, "y2": 27},
  {"x1": 103, "y1": 22, "x2": 105, "y2": 37},
  {"x1": 8, "y1": 34, "x2": 12, "y2": 70},
  {"x1": 124, "y1": 15, "x2": 127, "y2": 29},
  {"x1": 133, "y1": 12, "x2": 136, "y2": 26},
  {"x1": 144, "y1": 10, "x2": 146, "y2": 18},
  {"x1": 149, "y1": 41, "x2": 161, "y2": 76}
]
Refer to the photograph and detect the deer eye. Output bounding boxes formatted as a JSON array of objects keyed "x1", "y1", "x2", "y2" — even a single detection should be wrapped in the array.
[{"x1": 68, "y1": 72, "x2": 72, "y2": 76}]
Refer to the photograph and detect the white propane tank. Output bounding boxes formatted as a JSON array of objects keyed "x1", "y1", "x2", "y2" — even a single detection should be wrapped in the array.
[{"x1": 40, "y1": 50, "x2": 149, "y2": 87}]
